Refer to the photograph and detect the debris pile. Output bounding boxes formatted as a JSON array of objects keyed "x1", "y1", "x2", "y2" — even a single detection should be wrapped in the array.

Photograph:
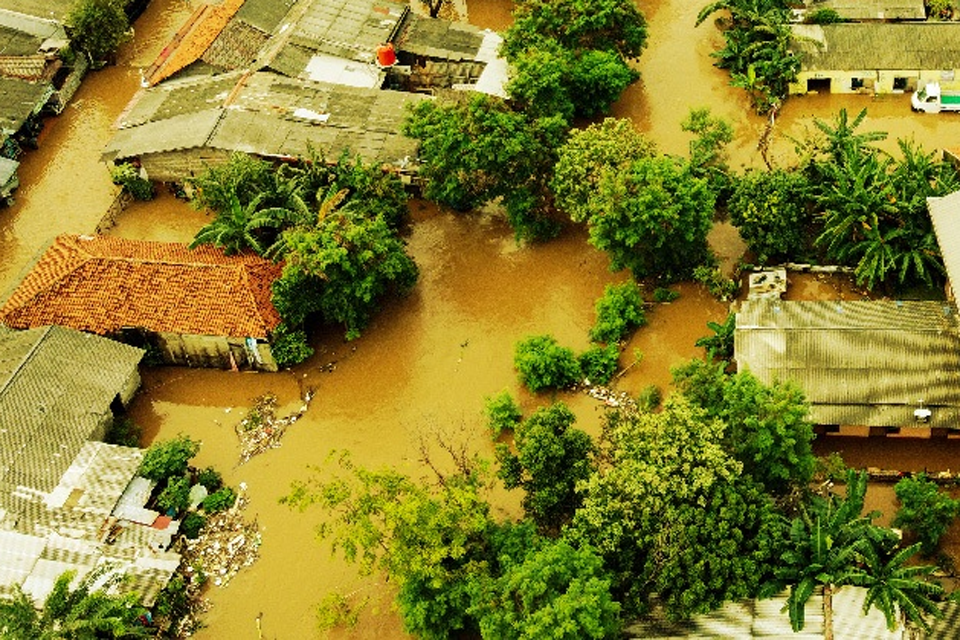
[
  {"x1": 235, "y1": 390, "x2": 314, "y2": 465},
  {"x1": 585, "y1": 384, "x2": 637, "y2": 410},
  {"x1": 177, "y1": 488, "x2": 261, "y2": 589}
]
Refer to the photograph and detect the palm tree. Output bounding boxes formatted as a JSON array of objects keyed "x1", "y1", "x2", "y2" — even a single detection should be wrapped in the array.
[
  {"x1": 189, "y1": 191, "x2": 279, "y2": 255},
  {"x1": 0, "y1": 569, "x2": 149, "y2": 639},
  {"x1": 813, "y1": 108, "x2": 888, "y2": 166},
  {"x1": 851, "y1": 540, "x2": 944, "y2": 637}
]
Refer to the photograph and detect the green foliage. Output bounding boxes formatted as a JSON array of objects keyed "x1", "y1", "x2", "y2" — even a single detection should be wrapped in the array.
[
  {"x1": 589, "y1": 156, "x2": 715, "y2": 281},
  {"x1": 496, "y1": 402, "x2": 596, "y2": 531},
  {"x1": 570, "y1": 396, "x2": 781, "y2": 618},
  {"x1": 503, "y1": 0, "x2": 649, "y2": 61},
  {"x1": 695, "y1": 312, "x2": 736, "y2": 361},
  {"x1": 635, "y1": 384, "x2": 661, "y2": 411},
  {"x1": 893, "y1": 473, "x2": 960, "y2": 556},
  {"x1": 270, "y1": 322, "x2": 314, "y2": 367},
  {"x1": 578, "y1": 343, "x2": 620, "y2": 385},
  {"x1": 139, "y1": 435, "x2": 200, "y2": 484},
  {"x1": 202, "y1": 487, "x2": 237, "y2": 514},
  {"x1": 673, "y1": 359, "x2": 816, "y2": 495},
  {"x1": 815, "y1": 451, "x2": 849, "y2": 482},
  {"x1": 66, "y1": 0, "x2": 130, "y2": 64},
  {"x1": 0, "y1": 568, "x2": 148, "y2": 639},
  {"x1": 316, "y1": 592, "x2": 365, "y2": 631},
  {"x1": 471, "y1": 538, "x2": 621, "y2": 639},
  {"x1": 653, "y1": 286, "x2": 680, "y2": 303},
  {"x1": 181, "y1": 512, "x2": 206, "y2": 539},
  {"x1": 157, "y1": 475, "x2": 192, "y2": 514},
  {"x1": 188, "y1": 153, "x2": 276, "y2": 214},
  {"x1": 552, "y1": 118, "x2": 657, "y2": 224},
  {"x1": 927, "y1": 0, "x2": 955, "y2": 18},
  {"x1": 681, "y1": 107, "x2": 734, "y2": 198},
  {"x1": 105, "y1": 417, "x2": 141, "y2": 448},
  {"x1": 109, "y1": 163, "x2": 154, "y2": 201},
  {"x1": 589, "y1": 279, "x2": 646, "y2": 344},
  {"x1": 729, "y1": 169, "x2": 813, "y2": 263},
  {"x1": 806, "y1": 8, "x2": 844, "y2": 23},
  {"x1": 189, "y1": 191, "x2": 279, "y2": 255},
  {"x1": 513, "y1": 335, "x2": 582, "y2": 392},
  {"x1": 693, "y1": 264, "x2": 739, "y2": 301},
  {"x1": 403, "y1": 95, "x2": 566, "y2": 241},
  {"x1": 484, "y1": 390, "x2": 522, "y2": 439},
  {"x1": 195, "y1": 467, "x2": 223, "y2": 493},
  {"x1": 277, "y1": 207, "x2": 418, "y2": 340}
]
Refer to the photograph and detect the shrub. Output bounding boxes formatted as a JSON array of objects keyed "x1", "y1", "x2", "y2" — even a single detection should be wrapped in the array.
[
  {"x1": 104, "y1": 417, "x2": 141, "y2": 447},
  {"x1": 693, "y1": 265, "x2": 739, "y2": 301},
  {"x1": 578, "y1": 344, "x2": 620, "y2": 385},
  {"x1": 109, "y1": 162, "x2": 154, "y2": 200},
  {"x1": 66, "y1": 0, "x2": 130, "y2": 65},
  {"x1": 271, "y1": 323, "x2": 314, "y2": 367},
  {"x1": 181, "y1": 512, "x2": 206, "y2": 539},
  {"x1": 195, "y1": 467, "x2": 223, "y2": 493},
  {"x1": 202, "y1": 487, "x2": 237, "y2": 513},
  {"x1": 893, "y1": 473, "x2": 960, "y2": 556},
  {"x1": 139, "y1": 435, "x2": 200, "y2": 483},
  {"x1": 589, "y1": 280, "x2": 646, "y2": 344},
  {"x1": 806, "y1": 8, "x2": 844, "y2": 23},
  {"x1": 636, "y1": 385, "x2": 662, "y2": 411},
  {"x1": 484, "y1": 390, "x2": 522, "y2": 439},
  {"x1": 514, "y1": 335, "x2": 581, "y2": 393},
  {"x1": 157, "y1": 476, "x2": 191, "y2": 514},
  {"x1": 653, "y1": 287, "x2": 679, "y2": 303}
]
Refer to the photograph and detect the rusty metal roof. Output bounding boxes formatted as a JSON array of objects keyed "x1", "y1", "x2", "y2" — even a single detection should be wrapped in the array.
[
  {"x1": 735, "y1": 299, "x2": 960, "y2": 428},
  {"x1": 791, "y1": 23, "x2": 960, "y2": 72}
]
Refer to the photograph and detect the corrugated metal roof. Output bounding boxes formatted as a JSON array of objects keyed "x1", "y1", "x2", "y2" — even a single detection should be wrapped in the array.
[
  {"x1": 235, "y1": 0, "x2": 297, "y2": 34},
  {"x1": 102, "y1": 108, "x2": 223, "y2": 160},
  {"x1": 0, "y1": 1, "x2": 70, "y2": 23},
  {"x1": 929, "y1": 190, "x2": 960, "y2": 294},
  {"x1": 0, "y1": 327, "x2": 143, "y2": 494},
  {"x1": 806, "y1": 0, "x2": 926, "y2": 20},
  {"x1": 395, "y1": 13, "x2": 484, "y2": 60},
  {"x1": 791, "y1": 23, "x2": 960, "y2": 72},
  {"x1": 0, "y1": 234, "x2": 284, "y2": 339},
  {"x1": 291, "y1": 0, "x2": 407, "y2": 64},
  {"x1": 735, "y1": 299, "x2": 960, "y2": 428},
  {"x1": 0, "y1": 75, "x2": 50, "y2": 135}
]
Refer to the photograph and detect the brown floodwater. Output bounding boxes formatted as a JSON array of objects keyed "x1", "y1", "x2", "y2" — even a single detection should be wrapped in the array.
[{"x1": 4, "y1": 0, "x2": 960, "y2": 637}]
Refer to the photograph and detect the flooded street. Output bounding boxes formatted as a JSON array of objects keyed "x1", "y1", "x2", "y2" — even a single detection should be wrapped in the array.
[{"x1": 1, "y1": 0, "x2": 960, "y2": 637}]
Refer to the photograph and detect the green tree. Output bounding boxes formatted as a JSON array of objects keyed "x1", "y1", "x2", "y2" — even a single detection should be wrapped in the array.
[
  {"x1": 729, "y1": 168, "x2": 813, "y2": 263},
  {"x1": 589, "y1": 279, "x2": 646, "y2": 344},
  {"x1": 503, "y1": 0, "x2": 649, "y2": 61},
  {"x1": 66, "y1": 0, "x2": 130, "y2": 65},
  {"x1": 0, "y1": 569, "x2": 149, "y2": 639},
  {"x1": 681, "y1": 107, "x2": 734, "y2": 198},
  {"x1": 156, "y1": 475, "x2": 191, "y2": 514},
  {"x1": 552, "y1": 118, "x2": 657, "y2": 224},
  {"x1": 673, "y1": 360, "x2": 815, "y2": 496},
  {"x1": 496, "y1": 402, "x2": 596, "y2": 531},
  {"x1": 578, "y1": 343, "x2": 620, "y2": 385},
  {"x1": 569, "y1": 396, "x2": 781, "y2": 618},
  {"x1": 275, "y1": 207, "x2": 418, "y2": 340},
  {"x1": 513, "y1": 335, "x2": 582, "y2": 392},
  {"x1": 484, "y1": 390, "x2": 523, "y2": 439},
  {"x1": 893, "y1": 473, "x2": 960, "y2": 557},
  {"x1": 189, "y1": 191, "x2": 280, "y2": 255},
  {"x1": 138, "y1": 435, "x2": 199, "y2": 484},
  {"x1": 589, "y1": 156, "x2": 715, "y2": 281},
  {"x1": 694, "y1": 312, "x2": 736, "y2": 362},
  {"x1": 403, "y1": 95, "x2": 566, "y2": 240}
]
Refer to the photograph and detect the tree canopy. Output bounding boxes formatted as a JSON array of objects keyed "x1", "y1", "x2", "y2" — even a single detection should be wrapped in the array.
[{"x1": 67, "y1": 0, "x2": 130, "y2": 65}]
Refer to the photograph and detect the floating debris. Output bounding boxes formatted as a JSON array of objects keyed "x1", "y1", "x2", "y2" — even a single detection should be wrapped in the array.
[
  {"x1": 235, "y1": 390, "x2": 314, "y2": 465},
  {"x1": 585, "y1": 384, "x2": 637, "y2": 410}
]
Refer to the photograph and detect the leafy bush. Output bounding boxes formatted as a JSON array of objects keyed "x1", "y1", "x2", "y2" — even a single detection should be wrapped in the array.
[
  {"x1": 109, "y1": 162, "x2": 154, "y2": 200},
  {"x1": 271, "y1": 322, "x2": 314, "y2": 367},
  {"x1": 195, "y1": 467, "x2": 223, "y2": 493},
  {"x1": 653, "y1": 287, "x2": 680, "y2": 303},
  {"x1": 806, "y1": 8, "x2": 844, "y2": 23},
  {"x1": 139, "y1": 435, "x2": 200, "y2": 483},
  {"x1": 202, "y1": 487, "x2": 237, "y2": 513},
  {"x1": 514, "y1": 335, "x2": 581, "y2": 393},
  {"x1": 636, "y1": 384, "x2": 662, "y2": 411},
  {"x1": 893, "y1": 473, "x2": 960, "y2": 556},
  {"x1": 590, "y1": 280, "x2": 646, "y2": 344},
  {"x1": 66, "y1": 0, "x2": 130, "y2": 64},
  {"x1": 693, "y1": 265, "x2": 739, "y2": 301},
  {"x1": 578, "y1": 344, "x2": 620, "y2": 385},
  {"x1": 157, "y1": 476, "x2": 192, "y2": 514},
  {"x1": 484, "y1": 391, "x2": 522, "y2": 439},
  {"x1": 181, "y1": 512, "x2": 206, "y2": 539},
  {"x1": 104, "y1": 417, "x2": 141, "y2": 447},
  {"x1": 696, "y1": 313, "x2": 736, "y2": 362}
]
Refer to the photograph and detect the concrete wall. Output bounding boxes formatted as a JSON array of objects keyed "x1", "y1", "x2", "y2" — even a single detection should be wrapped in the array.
[
  {"x1": 156, "y1": 331, "x2": 277, "y2": 372},
  {"x1": 140, "y1": 148, "x2": 232, "y2": 183},
  {"x1": 792, "y1": 67, "x2": 960, "y2": 95}
]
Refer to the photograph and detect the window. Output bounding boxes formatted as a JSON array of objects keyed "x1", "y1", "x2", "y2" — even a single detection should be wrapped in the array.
[
  {"x1": 851, "y1": 77, "x2": 864, "y2": 90},
  {"x1": 893, "y1": 77, "x2": 908, "y2": 91}
]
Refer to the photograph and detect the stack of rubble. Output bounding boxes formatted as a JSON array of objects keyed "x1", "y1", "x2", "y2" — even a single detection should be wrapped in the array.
[{"x1": 235, "y1": 390, "x2": 314, "y2": 465}]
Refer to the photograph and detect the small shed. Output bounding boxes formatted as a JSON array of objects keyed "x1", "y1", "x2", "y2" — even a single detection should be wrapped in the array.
[
  {"x1": 734, "y1": 298, "x2": 960, "y2": 430},
  {"x1": 0, "y1": 234, "x2": 284, "y2": 371},
  {"x1": 789, "y1": 23, "x2": 960, "y2": 94}
]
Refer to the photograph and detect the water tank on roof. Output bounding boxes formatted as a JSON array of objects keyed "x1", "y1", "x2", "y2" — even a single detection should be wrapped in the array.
[{"x1": 377, "y1": 43, "x2": 397, "y2": 67}]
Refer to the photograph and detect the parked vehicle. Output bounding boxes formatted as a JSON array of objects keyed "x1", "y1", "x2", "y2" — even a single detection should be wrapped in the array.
[{"x1": 912, "y1": 82, "x2": 960, "y2": 113}]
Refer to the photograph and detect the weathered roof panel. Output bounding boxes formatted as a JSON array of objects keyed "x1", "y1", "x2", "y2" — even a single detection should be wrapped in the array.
[
  {"x1": 791, "y1": 23, "x2": 960, "y2": 72},
  {"x1": 235, "y1": 0, "x2": 297, "y2": 34},
  {"x1": 0, "y1": 1, "x2": 70, "y2": 23},
  {"x1": 103, "y1": 108, "x2": 223, "y2": 160},
  {"x1": 805, "y1": 0, "x2": 926, "y2": 20},
  {"x1": 292, "y1": 0, "x2": 407, "y2": 64},
  {"x1": 395, "y1": 13, "x2": 484, "y2": 60},
  {"x1": 735, "y1": 299, "x2": 960, "y2": 427},
  {"x1": 0, "y1": 75, "x2": 51, "y2": 135},
  {"x1": 929, "y1": 190, "x2": 960, "y2": 293}
]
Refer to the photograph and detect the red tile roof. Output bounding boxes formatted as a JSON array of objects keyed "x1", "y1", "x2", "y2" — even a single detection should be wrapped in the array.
[{"x1": 0, "y1": 235, "x2": 283, "y2": 339}]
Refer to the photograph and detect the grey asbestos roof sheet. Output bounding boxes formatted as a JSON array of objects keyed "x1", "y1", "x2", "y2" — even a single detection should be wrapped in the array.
[
  {"x1": 0, "y1": 76, "x2": 51, "y2": 135},
  {"x1": 0, "y1": 1, "x2": 70, "y2": 23},
  {"x1": 0, "y1": 24, "x2": 42, "y2": 56},
  {"x1": 395, "y1": 13, "x2": 484, "y2": 61},
  {"x1": 291, "y1": 0, "x2": 408, "y2": 64},
  {"x1": 235, "y1": 0, "x2": 297, "y2": 34},
  {"x1": 735, "y1": 299, "x2": 960, "y2": 428},
  {"x1": 929, "y1": 190, "x2": 960, "y2": 292},
  {"x1": 810, "y1": 0, "x2": 926, "y2": 20},
  {"x1": 103, "y1": 108, "x2": 223, "y2": 160},
  {"x1": 791, "y1": 23, "x2": 960, "y2": 71},
  {"x1": 0, "y1": 326, "x2": 143, "y2": 494}
]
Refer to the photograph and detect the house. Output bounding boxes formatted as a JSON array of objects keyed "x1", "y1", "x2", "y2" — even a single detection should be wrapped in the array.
[
  {"x1": 101, "y1": 70, "x2": 429, "y2": 182},
  {"x1": 794, "y1": 0, "x2": 927, "y2": 22},
  {"x1": 789, "y1": 23, "x2": 960, "y2": 94},
  {"x1": 734, "y1": 299, "x2": 960, "y2": 431},
  {"x1": 928, "y1": 189, "x2": 960, "y2": 300},
  {"x1": 0, "y1": 325, "x2": 179, "y2": 607},
  {"x1": 0, "y1": 234, "x2": 284, "y2": 371}
]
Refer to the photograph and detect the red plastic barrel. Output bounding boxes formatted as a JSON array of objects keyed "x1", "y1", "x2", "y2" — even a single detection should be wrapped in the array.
[{"x1": 376, "y1": 43, "x2": 396, "y2": 67}]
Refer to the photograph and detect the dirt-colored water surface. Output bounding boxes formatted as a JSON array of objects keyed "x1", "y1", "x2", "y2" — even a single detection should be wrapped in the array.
[{"x1": 4, "y1": 0, "x2": 960, "y2": 637}]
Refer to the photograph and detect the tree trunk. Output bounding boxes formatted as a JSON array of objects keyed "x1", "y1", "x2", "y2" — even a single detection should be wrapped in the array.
[{"x1": 823, "y1": 583, "x2": 834, "y2": 640}]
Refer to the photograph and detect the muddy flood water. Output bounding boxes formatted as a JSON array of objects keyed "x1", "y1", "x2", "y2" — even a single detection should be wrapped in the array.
[{"x1": 3, "y1": 0, "x2": 960, "y2": 637}]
